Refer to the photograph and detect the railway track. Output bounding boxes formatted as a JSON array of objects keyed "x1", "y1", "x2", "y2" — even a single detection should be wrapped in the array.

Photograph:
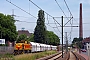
[
  {"x1": 37, "y1": 51, "x2": 86, "y2": 60},
  {"x1": 37, "y1": 51, "x2": 65, "y2": 60},
  {"x1": 48, "y1": 52, "x2": 64, "y2": 60},
  {"x1": 70, "y1": 51, "x2": 86, "y2": 60},
  {"x1": 69, "y1": 51, "x2": 76, "y2": 60}
]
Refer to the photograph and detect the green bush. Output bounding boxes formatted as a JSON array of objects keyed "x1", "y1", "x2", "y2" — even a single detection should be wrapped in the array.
[
  {"x1": 0, "y1": 44, "x2": 8, "y2": 46},
  {"x1": 0, "y1": 53, "x2": 14, "y2": 60}
]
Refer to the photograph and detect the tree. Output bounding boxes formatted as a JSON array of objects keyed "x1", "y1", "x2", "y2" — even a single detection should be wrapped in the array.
[
  {"x1": 72, "y1": 37, "x2": 83, "y2": 48},
  {"x1": 46, "y1": 31, "x2": 60, "y2": 46},
  {"x1": 28, "y1": 34, "x2": 34, "y2": 42},
  {"x1": 17, "y1": 34, "x2": 27, "y2": 42},
  {"x1": 72, "y1": 38, "x2": 78, "y2": 43},
  {"x1": 0, "y1": 13, "x2": 17, "y2": 42},
  {"x1": 34, "y1": 10, "x2": 46, "y2": 43}
]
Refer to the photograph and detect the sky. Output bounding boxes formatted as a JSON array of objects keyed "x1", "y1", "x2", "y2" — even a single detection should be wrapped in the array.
[{"x1": 0, "y1": 0, "x2": 90, "y2": 44}]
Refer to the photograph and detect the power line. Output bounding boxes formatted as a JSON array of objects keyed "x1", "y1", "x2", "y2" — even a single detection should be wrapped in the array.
[
  {"x1": 64, "y1": 17, "x2": 73, "y2": 26},
  {"x1": 63, "y1": 0, "x2": 73, "y2": 17},
  {"x1": 45, "y1": 23, "x2": 61, "y2": 36},
  {"x1": 14, "y1": 15, "x2": 32, "y2": 18},
  {"x1": 17, "y1": 21, "x2": 60, "y2": 36},
  {"x1": 54, "y1": 0, "x2": 74, "y2": 30},
  {"x1": 63, "y1": 0, "x2": 79, "y2": 26},
  {"x1": 7, "y1": 0, "x2": 73, "y2": 41},
  {"x1": 6, "y1": 0, "x2": 37, "y2": 19},
  {"x1": 29, "y1": 0, "x2": 62, "y2": 27},
  {"x1": 16, "y1": 20, "x2": 76, "y2": 41},
  {"x1": 16, "y1": 19, "x2": 64, "y2": 38},
  {"x1": 54, "y1": 0, "x2": 67, "y2": 17},
  {"x1": 16, "y1": 18, "x2": 90, "y2": 25},
  {"x1": 53, "y1": 17, "x2": 62, "y2": 35},
  {"x1": 63, "y1": 0, "x2": 79, "y2": 34},
  {"x1": 55, "y1": 0, "x2": 76, "y2": 43},
  {"x1": 15, "y1": 20, "x2": 36, "y2": 23},
  {"x1": 15, "y1": 18, "x2": 63, "y2": 37},
  {"x1": 15, "y1": 20, "x2": 62, "y2": 24},
  {"x1": 28, "y1": 0, "x2": 63, "y2": 38},
  {"x1": 29, "y1": 0, "x2": 51, "y2": 17},
  {"x1": 28, "y1": 0, "x2": 30, "y2": 13},
  {"x1": 67, "y1": 19, "x2": 73, "y2": 42},
  {"x1": 54, "y1": 0, "x2": 70, "y2": 20},
  {"x1": 15, "y1": 15, "x2": 89, "y2": 25},
  {"x1": 47, "y1": 14, "x2": 49, "y2": 24},
  {"x1": 54, "y1": 0, "x2": 75, "y2": 36}
]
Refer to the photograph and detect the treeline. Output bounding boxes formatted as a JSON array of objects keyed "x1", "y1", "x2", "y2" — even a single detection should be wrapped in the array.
[{"x1": 0, "y1": 10, "x2": 60, "y2": 46}]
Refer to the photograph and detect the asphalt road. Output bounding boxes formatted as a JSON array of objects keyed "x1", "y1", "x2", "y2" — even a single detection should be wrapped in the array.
[{"x1": 81, "y1": 50, "x2": 89, "y2": 56}]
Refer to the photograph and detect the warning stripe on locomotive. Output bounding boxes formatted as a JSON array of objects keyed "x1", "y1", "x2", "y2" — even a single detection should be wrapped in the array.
[{"x1": 24, "y1": 44, "x2": 32, "y2": 50}]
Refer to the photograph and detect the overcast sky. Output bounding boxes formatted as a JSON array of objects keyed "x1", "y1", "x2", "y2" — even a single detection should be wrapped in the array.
[{"x1": 0, "y1": 0, "x2": 90, "y2": 44}]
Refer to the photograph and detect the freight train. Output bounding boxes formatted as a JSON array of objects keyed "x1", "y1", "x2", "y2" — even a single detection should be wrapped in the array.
[{"x1": 14, "y1": 40, "x2": 57, "y2": 55}]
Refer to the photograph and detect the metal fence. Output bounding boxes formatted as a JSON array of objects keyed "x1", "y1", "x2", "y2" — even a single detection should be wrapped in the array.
[{"x1": 0, "y1": 46, "x2": 14, "y2": 54}]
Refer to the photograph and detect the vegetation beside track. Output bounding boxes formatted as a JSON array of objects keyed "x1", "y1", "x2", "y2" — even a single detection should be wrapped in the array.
[
  {"x1": 0, "y1": 53, "x2": 14, "y2": 60},
  {"x1": 14, "y1": 50, "x2": 57, "y2": 60}
]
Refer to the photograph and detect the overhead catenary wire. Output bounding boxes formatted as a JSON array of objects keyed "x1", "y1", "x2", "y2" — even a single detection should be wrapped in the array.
[
  {"x1": 65, "y1": 18, "x2": 74, "y2": 42},
  {"x1": 53, "y1": 17, "x2": 62, "y2": 35},
  {"x1": 15, "y1": 20, "x2": 36, "y2": 23},
  {"x1": 55, "y1": 0, "x2": 76, "y2": 43},
  {"x1": 64, "y1": 17, "x2": 73, "y2": 26},
  {"x1": 55, "y1": 0, "x2": 74, "y2": 26},
  {"x1": 7, "y1": 0, "x2": 75, "y2": 43},
  {"x1": 47, "y1": 14, "x2": 49, "y2": 24},
  {"x1": 63, "y1": 0, "x2": 73, "y2": 17},
  {"x1": 55, "y1": 0, "x2": 74, "y2": 24},
  {"x1": 14, "y1": 15, "x2": 32, "y2": 18},
  {"x1": 29, "y1": 0, "x2": 64, "y2": 38},
  {"x1": 45, "y1": 23, "x2": 61, "y2": 37},
  {"x1": 15, "y1": 15, "x2": 84, "y2": 25},
  {"x1": 46, "y1": 23, "x2": 63, "y2": 38},
  {"x1": 67, "y1": 19, "x2": 73, "y2": 42},
  {"x1": 54, "y1": 0, "x2": 66, "y2": 17},
  {"x1": 29, "y1": 0, "x2": 62, "y2": 27},
  {"x1": 63, "y1": 0, "x2": 79, "y2": 25},
  {"x1": 15, "y1": 17, "x2": 62, "y2": 38},
  {"x1": 54, "y1": 0, "x2": 74, "y2": 39},
  {"x1": 28, "y1": 0, "x2": 30, "y2": 13},
  {"x1": 54, "y1": 0, "x2": 70, "y2": 20},
  {"x1": 15, "y1": 15, "x2": 62, "y2": 37},
  {"x1": 29, "y1": 0, "x2": 52, "y2": 17},
  {"x1": 63, "y1": 0, "x2": 78, "y2": 38},
  {"x1": 15, "y1": 18, "x2": 61, "y2": 24},
  {"x1": 6, "y1": 0, "x2": 37, "y2": 19},
  {"x1": 53, "y1": 17, "x2": 65, "y2": 38}
]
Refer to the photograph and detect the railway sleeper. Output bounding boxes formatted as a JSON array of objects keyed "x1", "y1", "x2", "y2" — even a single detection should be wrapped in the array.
[
  {"x1": 57, "y1": 52, "x2": 70, "y2": 60},
  {"x1": 36, "y1": 51, "x2": 61, "y2": 60},
  {"x1": 71, "y1": 51, "x2": 86, "y2": 60}
]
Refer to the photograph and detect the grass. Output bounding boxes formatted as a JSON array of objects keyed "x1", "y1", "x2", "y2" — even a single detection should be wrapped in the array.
[
  {"x1": 0, "y1": 53, "x2": 14, "y2": 60},
  {"x1": 14, "y1": 50, "x2": 57, "y2": 60}
]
